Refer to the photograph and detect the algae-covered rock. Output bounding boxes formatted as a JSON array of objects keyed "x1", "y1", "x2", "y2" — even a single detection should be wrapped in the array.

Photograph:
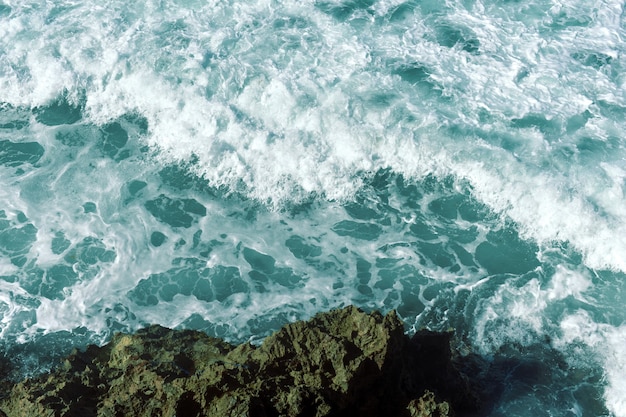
[{"x1": 0, "y1": 306, "x2": 477, "y2": 417}]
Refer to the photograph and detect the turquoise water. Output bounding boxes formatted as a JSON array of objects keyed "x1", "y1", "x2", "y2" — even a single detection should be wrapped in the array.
[{"x1": 1, "y1": 0, "x2": 626, "y2": 415}]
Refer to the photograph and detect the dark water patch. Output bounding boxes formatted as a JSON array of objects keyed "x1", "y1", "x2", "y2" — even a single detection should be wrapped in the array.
[
  {"x1": 34, "y1": 96, "x2": 83, "y2": 126},
  {"x1": 575, "y1": 136, "x2": 620, "y2": 162},
  {"x1": 595, "y1": 100, "x2": 626, "y2": 120},
  {"x1": 121, "y1": 113, "x2": 149, "y2": 136},
  {"x1": 99, "y1": 122, "x2": 129, "y2": 160},
  {"x1": 131, "y1": 269, "x2": 187, "y2": 306},
  {"x1": 450, "y1": 242, "x2": 477, "y2": 267},
  {"x1": 375, "y1": 256, "x2": 401, "y2": 270},
  {"x1": 286, "y1": 235, "x2": 322, "y2": 259},
  {"x1": 0, "y1": 119, "x2": 28, "y2": 130},
  {"x1": 391, "y1": 63, "x2": 444, "y2": 99},
  {"x1": 145, "y1": 195, "x2": 207, "y2": 228},
  {"x1": 420, "y1": 287, "x2": 609, "y2": 416},
  {"x1": 41, "y1": 265, "x2": 78, "y2": 300},
  {"x1": 0, "y1": 140, "x2": 44, "y2": 167},
  {"x1": 374, "y1": 263, "x2": 429, "y2": 318},
  {"x1": 344, "y1": 201, "x2": 382, "y2": 221},
  {"x1": 367, "y1": 168, "x2": 395, "y2": 203},
  {"x1": 248, "y1": 271, "x2": 268, "y2": 292},
  {"x1": 566, "y1": 110, "x2": 592, "y2": 134},
  {"x1": 457, "y1": 344, "x2": 607, "y2": 417},
  {"x1": 157, "y1": 163, "x2": 219, "y2": 197},
  {"x1": 394, "y1": 176, "x2": 423, "y2": 208},
  {"x1": 269, "y1": 268, "x2": 304, "y2": 288},
  {"x1": 514, "y1": 67, "x2": 530, "y2": 83},
  {"x1": 409, "y1": 218, "x2": 439, "y2": 240},
  {"x1": 244, "y1": 247, "x2": 304, "y2": 290},
  {"x1": 0, "y1": 330, "x2": 95, "y2": 383},
  {"x1": 52, "y1": 115, "x2": 146, "y2": 157},
  {"x1": 44, "y1": 4, "x2": 81, "y2": 24},
  {"x1": 510, "y1": 113, "x2": 562, "y2": 137},
  {"x1": 190, "y1": 230, "x2": 223, "y2": 258},
  {"x1": 392, "y1": 64, "x2": 431, "y2": 85},
  {"x1": 103, "y1": 304, "x2": 137, "y2": 333},
  {"x1": 12, "y1": 269, "x2": 43, "y2": 297},
  {"x1": 246, "y1": 310, "x2": 302, "y2": 339},
  {"x1": 51, "y1": 231, "x2": 71, "y2": 255},
  {"x1": 475, "y1": 227, "x2": 540, "y2": 275},
  {"x1": 356, "y1": 257, "x2": 371, "y2": 285},
  {"x1": 417, "y1": 0, "x2": 448, "y2": 16},
  {"x1": 433, "y1": 22, "x2": 480, "y2": 54},
  {"x1": 428, "y1": 195, "x2": 464, "y2": 220},
  {"x1": 373, "y1": 268, "x2": 395, "y2": 290},
  {"x1": 446, "y1": 225, "x2": 479, "y2": 245},
  {"x1": 129, "y1": 259, "x2": 247, "y2": 306},
  {"x1": 0, "y1": 4, "x2": 11, "y2": 17},
  {"x1": 248, "y1": 268, "x2": 303, "y2": 293},
  {"x1": 357, "y1": 283, "x2": 373, "y2": 296},
  {"x1": 365, "y1": 92, "x2": 397, "y2": 108},
  {"x1": 270, "y1": 15, "x2": 316, "y2": 51},
  {"x1": 422, "y1": 282, "x2": 454, "y2": 302},
  {"x1": 6, "y1": 259, "x2": 82, "y2": 301},
  {"x1": 332, "y1": 171, "x2": 493, "y2": 278},
  {"x1": 571, "y1": 51, "x2": 613, "y2": 69},
  {"x1": 82, "y1": 202, "x2": 97, "y2": 213},
  {"x1": 386, "y1": 2, "x2": 417, "y2": 22},
  {"x1": 150, "y1": 231, "x2": 167, "y2": 247},
  {"x1": 315, "y1": 0, "x2": 375, "y2": 21},
  {"x1": 54, "y1": 126, "x2": 90, "y2": 146},
  {"x1": 272, "y1": 15, "x2": 311, "y2": 30},
  {"x1": 176, "y1": 314, "x2": 215, "y2": 334},
  {"x1": 128, "y1": 180, "x2": 148, "y2": 196},
  {"x1": 63, "y1": 237, "x2": 116, "y2": 274},
  {"x1": 0, "y1": 214, "x2": 37, "y2": 267},
  {"x1": 547, "y1": 12, "x2": 592, "y2": 29},
  {"x1": 211, "y1": 266, "x2": 248, "y2": 302},
  {"x1": 398, "y1": 281, "x2": 425, "y2": 318},
  {"x1": 376, "y1": 263, "x2": 423, "y2": 289},
  {"x1": 415, "y1": 241, "x2": 456, "y2": 269},
  {"x1": 122, "y1": 179, "x2": 149, "y2": 205},
  {"x1": 382, "y1": 291, "x2": 400, "y2": 309},
  {"x1": 243, "y1": 247, "x2": 275, "y2": 274},
  {"x1": 579, "y1": 270, "x2": 626, "y2": 325},
  {"x1": 332, "y1": 220, "x2": 382, "y2": 240}
]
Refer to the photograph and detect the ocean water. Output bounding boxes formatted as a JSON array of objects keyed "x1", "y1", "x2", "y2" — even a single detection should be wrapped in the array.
[{"x1": 0, "y1": 0, "x2": 625, "y2": 415}]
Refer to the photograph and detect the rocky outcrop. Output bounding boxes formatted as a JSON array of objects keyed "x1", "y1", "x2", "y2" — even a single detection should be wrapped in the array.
[{"x1": 0, "y1": 306, "x2": 478, "y2": 417}]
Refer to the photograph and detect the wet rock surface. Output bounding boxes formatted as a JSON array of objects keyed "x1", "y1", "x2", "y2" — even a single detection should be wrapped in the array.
[{"x1": 0, "y1": 306, "x2": 478, "y2": 416}]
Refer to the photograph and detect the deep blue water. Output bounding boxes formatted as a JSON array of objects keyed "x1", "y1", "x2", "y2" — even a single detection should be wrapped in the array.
[{"x1": 1, "y1": 1, "x2": 626, "y2": 415}]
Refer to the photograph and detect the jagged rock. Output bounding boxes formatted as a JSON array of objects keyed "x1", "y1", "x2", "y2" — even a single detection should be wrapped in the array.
[{"x1": 0, "y1": 306, "x2": 478, "y2": 417}]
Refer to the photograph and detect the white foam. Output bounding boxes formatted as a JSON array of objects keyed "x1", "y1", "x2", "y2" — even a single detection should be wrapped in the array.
[
  {"x1": 472, "y1": 266, "x2": 592, "y2": 351},
  {"x1": 0, "y1": 280, "x2": 36, "y2": 340},
  {"x1": 546, "y1": 265, "x2": 592, "y2": 301},
  {"x1": 455, "y1": 159, "x2": 626, "y2": 271},
  {"x1": 1, "y1": 0, "x2": 625, "y2": 276},
  {"x1": 557, "y1": 310, "x2": 626, "y2": 417}
]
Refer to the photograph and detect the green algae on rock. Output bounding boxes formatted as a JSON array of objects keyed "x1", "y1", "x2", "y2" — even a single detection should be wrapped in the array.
[{"x1": 0, "y1": 306, "x2": 477, "y2": 416}]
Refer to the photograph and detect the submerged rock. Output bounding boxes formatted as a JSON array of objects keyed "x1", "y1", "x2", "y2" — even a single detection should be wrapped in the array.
[{"x1": 0, "y1": 306, "x2": 478, "y2": 416}]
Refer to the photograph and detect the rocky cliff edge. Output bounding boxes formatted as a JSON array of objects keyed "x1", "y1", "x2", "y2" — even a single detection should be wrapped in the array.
[{"x1": 0, "y1": 306, "x2": 478, "y2": 417}]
